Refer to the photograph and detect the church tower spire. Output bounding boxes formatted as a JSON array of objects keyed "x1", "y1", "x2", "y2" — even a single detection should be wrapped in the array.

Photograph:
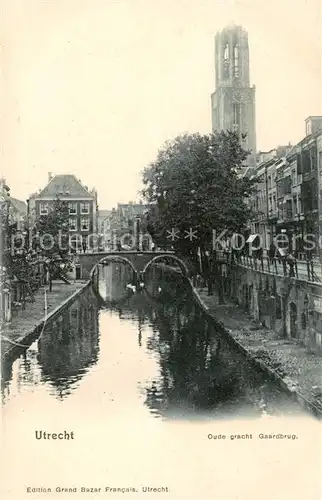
[{"x1": 211, "y1": 25, "x2": 256, "y2": 166}]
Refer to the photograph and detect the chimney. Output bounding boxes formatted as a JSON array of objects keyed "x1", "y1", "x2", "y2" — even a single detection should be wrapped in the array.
[{"x1": 48, "y1": 172, "x2": 53, "y2": 182}]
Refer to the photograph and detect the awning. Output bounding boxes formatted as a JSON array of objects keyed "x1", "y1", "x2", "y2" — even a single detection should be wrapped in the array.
[{"x1": 246, "y1": 234, "x2": 259, "y2": 243}]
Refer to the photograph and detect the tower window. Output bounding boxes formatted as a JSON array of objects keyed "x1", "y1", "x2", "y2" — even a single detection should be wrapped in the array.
[
  {"x1": 234, "y1": 44, "x2": 239, "y2": 78},
  {"x1": 224, "y1": 43, "x2": 229, "y2": 60},
  {"x1": 233, "y1": 103, "x2": 241, "y2": 130},
  {"x1": 223, "y1": 43, "x2": 229, "y2": 78}
]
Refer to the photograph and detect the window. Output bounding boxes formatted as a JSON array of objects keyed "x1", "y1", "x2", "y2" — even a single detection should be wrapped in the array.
[
  {"x1": 81, "y1": 218, "x2": 90, "y2": 231},
  {"x1": 298, "y1": 197, "x2": 302, "y2": 214},
  {"x1": 69, "y1": 202, "x2": 77, "y2": 214},
  {"x1": 40, "y1": 202, "x2": 48, "y2": 215},
  {"x1": 278, "y1": 201, "x2": 283, "y2": 220},
  {"x1": 272, "y1": 194, "x2": 276, "y2": 212},
  {"x1": 233, "y1": 103, "x2": 241, "y2": 129},
  {"x1": 234, "y1": 44, "x2": 239, "y2": 78},
  {"x1": 310, "y1": 147, "x2": 317, "y2": 171},
  {"x1": 284, "y1": 176, "x2": 291, "y2": 194},
  {"x1": 301, "y1": 180, "x2": 317, "y2": 212},
  {"x1": 306, "y1": 120, "x2": 312, "y2": 136},
  {"x1": 223, "y1": 43, "x2": 229, "y2": 78},
  {"x1": 302, "y1": 149, "x2": 311, "y2": 174},
  {"x1": 312, "y1": 181, "x2": 318, "y2": 210},
  {"x1": 69, "y1": 218, "x2": 77, "y2": 231},
  {"x1": 296, "y1": 153, "x2": 302, "y2": 175},
  {"x1": 291, "y1": 169, "x2": 296, "y2": 187},
  {"x1": 286, "y1": 199, "x2": 292, "y2": 218},
  {"x1": 81, "y1": 202, "x2": 90, "y2": 214},
  {"x1": 224, "y1": 43, "x2": 229, "y2": 60}
]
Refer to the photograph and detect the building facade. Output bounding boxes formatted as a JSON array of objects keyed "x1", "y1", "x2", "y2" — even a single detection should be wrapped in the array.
[
  {"x1": 32, "y1": 174, "x2": 98, "y2": 249},
  {"x1": 101, "y1": 202, "x2": 151, "y2": 250},
  {"x1": 250, "y1": 117, "x2": 322, "y2": 258},
  {"x1": 277, "y1": 117, "x2": 321, "y2": 257},
  {"x1": 97, "y1": 209, "x2": 112, "y2": 250},
  {"x1": 0, "y1": 179, "x2": 28, "y2": 260},
  {"x1": 317, "y1": 129, "x2": 322, "y2": 253},
  {"x1": 211, "y1": 24, "x2": 256, "y2": 166}
]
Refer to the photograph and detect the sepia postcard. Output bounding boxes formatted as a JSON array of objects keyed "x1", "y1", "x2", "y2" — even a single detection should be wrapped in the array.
[{"x1": 1, "y1": 1, "x2": 322, "y2": 499}]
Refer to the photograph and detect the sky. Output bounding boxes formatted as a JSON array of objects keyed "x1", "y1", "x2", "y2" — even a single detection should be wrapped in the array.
[{"x1": 2, "y1": 0, "x2": 322, "y2": 209}]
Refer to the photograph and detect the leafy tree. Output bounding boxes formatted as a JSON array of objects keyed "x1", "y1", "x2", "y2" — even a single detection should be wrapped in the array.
[
  {"x1": 141, "y1": 131, "x2": 256, "y2": 293},
  {"x1": 36, "y1": 197, "x2": 70, "y2": 261},
  {"x1": 36, "y1": 198, "x2": 72, "y2": 288}
]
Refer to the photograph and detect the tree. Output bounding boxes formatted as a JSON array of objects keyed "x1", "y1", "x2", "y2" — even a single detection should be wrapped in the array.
[
  {"x1": 36, "y1": 198, "x2": 71, "y2": 288},
  {"x1": 36, "y1": 198, "x2": 69, "y2": 259},
  {"x1": 142, "y1": 131, "x2": 256, "y2": 294}
]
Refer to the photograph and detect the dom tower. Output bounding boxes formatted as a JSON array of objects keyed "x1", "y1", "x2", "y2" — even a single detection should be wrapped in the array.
[{"x1": 211, "y1": 25, "x2": 257, "y2": 166}]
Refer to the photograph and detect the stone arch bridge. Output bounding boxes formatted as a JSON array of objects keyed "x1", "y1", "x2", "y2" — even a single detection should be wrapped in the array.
[{"x1": 75, "y1": 251, "x2": 192, "y2": 282}]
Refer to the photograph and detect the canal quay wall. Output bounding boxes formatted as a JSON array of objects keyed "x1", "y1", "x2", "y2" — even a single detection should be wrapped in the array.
[
  {"x1": 1, "y1": 281, "x2": 90, "y2": 361},
  {"x1": 228, "y1": 265, "x2": 322, "y2": 354},
  {"x1": 192, "y1": 284, "x2": 322, "y2": 419}
]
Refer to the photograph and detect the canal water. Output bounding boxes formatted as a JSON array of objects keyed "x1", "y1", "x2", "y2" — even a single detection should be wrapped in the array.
[
  {"x1": 2, "y1": 266, "x2": 318, "y2": 500},
  {"x1": 2, "y1": 262, "x2": 307, "y2": 420}
]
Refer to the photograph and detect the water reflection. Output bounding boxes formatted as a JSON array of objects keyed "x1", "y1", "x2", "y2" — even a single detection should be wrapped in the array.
[
  {"x1": 2, "y1": 262, "x2": 308, "y2": 419},
  {"x1": 37, "y1": 288, "x2": 99, "y2": 399},
  {"x1": 2, "y1": 287, "x2": 100, "y2": 403},
  {"x1": 98, "y1": 262, "x2": 136, "y2": 304},
  {"x1": 97, "y1": 264, "x2": 306, "y2": 419}
]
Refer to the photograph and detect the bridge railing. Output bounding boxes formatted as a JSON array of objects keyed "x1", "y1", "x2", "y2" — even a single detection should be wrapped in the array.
[
  {"x1": 76, "y1": 249, "x2": 175, "y2": 255},
  {"x1": 232, "y1": 253, "x2": 322, "y2": 283}
]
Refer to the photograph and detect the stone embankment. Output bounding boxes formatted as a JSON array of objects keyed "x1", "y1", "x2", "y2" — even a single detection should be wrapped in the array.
[
  {"x1": 193, "y1": 285, "x2": 322, "y2": 418},
  {"x1": 1, "y1": 281, "x2": 90, "y2": 360}
]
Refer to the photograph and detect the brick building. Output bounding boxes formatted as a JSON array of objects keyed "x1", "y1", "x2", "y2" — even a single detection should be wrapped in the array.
[{"x1": 32, "y1": 173, "x2": 98, "y2": 247}]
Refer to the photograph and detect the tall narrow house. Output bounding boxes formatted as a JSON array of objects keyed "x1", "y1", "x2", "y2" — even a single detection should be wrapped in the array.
[{"x1": 211, "y1": 25, "x2": 257, "y2": 166}]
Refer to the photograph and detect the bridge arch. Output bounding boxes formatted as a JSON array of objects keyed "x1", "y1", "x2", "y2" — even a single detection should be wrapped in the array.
[
  {"x1": 77, "y1": 251, "x2": 191, "y2": 282},
  {"x1": 89, "y1": 254, "x2": 138, "y2": 280},
  {"x1": 142, "y1": 254, "x2": 189, "y2": 278}
]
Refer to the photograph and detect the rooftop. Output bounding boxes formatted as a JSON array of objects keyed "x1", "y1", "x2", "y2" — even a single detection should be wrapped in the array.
[
  {"x1": 117, "y1": 203, "x2": 149, "y2": 217},
  {"x1": 36, "y1": 175, "x2": 94, "y2": 199}
]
